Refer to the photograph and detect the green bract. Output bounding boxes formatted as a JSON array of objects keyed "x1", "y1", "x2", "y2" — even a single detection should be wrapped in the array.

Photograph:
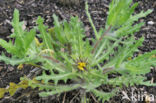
[{"x1": 0, "y1": 0, "x2": 155, "y2": 102}]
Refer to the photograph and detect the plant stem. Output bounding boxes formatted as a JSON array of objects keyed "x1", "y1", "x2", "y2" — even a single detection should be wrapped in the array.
[
  {"x1": 91, "y1": 26, "x2": 111, "y2": 54},
  {"x1": 80, "y1": 89, "x2": 87, "y2": 103},
  {"x1": 85, "y1": 1, "x2": 99, "y2": 39},
  {"x1": 26, "y1": 63, "x2": 41, "y2": 68}
]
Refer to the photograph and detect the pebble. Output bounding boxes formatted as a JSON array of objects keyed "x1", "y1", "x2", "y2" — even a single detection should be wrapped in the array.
[
  {"x1": 0, "y1": 26, "x2": 9, "y2": 35},
  {"x1": 147, "y1": 21, "x2": 154, "y2": 25}
]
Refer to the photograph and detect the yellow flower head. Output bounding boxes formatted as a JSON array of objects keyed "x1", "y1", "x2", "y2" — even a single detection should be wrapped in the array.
[{"x1": 77, "y1": 62, "x2": 86, "y2": 71}]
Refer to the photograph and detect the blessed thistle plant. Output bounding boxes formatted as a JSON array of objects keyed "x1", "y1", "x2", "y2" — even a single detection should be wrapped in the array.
[{"x1": 0, "y1": 0, "x2": 156, "y2": 102}]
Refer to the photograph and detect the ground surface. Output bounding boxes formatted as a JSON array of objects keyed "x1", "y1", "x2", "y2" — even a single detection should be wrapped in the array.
[{"x1": 0, "y1": 0, "x2": 156, "y2": 103}]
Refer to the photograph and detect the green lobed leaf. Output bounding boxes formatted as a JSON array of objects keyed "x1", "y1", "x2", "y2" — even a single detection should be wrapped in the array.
[
  {"x1": 39, "y1": 84, "x2": 80, "y2": 97},
  {"x1": 36, "y1": 16, "x2": 53, "y2": 50},
  {"x1": 124, "y1": 50, "x2": 156, "y2": 74},
  {"x1": 91, "y1": 88, "x2": 118, "y2": 103},
  {"x1": 115, "y1": 37, "x2": 144, "y2": 68},
  {"x1": 0, "y1": 39, "x2": 16, "y2": 55}
]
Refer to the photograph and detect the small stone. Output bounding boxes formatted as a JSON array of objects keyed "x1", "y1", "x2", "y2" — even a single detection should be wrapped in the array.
[
  {"x1": 147, "y1": 21, "x2": 154, "y2": 25},
  {"x1": 8, "y1": 66, "x2": 14, "y2": 71},
  {"x1": 0, "y1": 26, "x2": 9, "y2": 35}
]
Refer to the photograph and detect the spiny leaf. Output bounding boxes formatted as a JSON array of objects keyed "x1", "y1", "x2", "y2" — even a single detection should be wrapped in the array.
[
  {"x1": 0, "y1": 39, "x2": 16, "y2": 55},
  {"x1": 37, "y1": 16, "x2": 53, "y2": 50},
  {"x1": 24, "y1": 29, "x2": 36, "y2": 51},
  {"x1": 39, "y1": 84, "x2": 80, "y2": 97},
  {"x1": 115, "y1": 37, "x2": 144, "y2": 68},
  {"x1": 0, "y1": 54, "x2": 38, "y2": 66},
  {"x1": 126, "y1": 9, "x2": 153, "y2": 25},
  {"x1": 0, "y1": 9, "x2": 36, "y2": 59},
  {"x1": 124, "y1": 50, "x2": 156, "y2": 74},
  {"x1": 91, "y1": 88, "x2": 118, "y2": 103},
  {"x1": 115, "y1": 22, "x2": 144, "y2": 37},
  {"x1": 53, "y1": 14, "x2": 66, "y2": 44},
  {"x1": 106, "y1": 0, "x2": 135, "y2": 27},
  {"x1": 36, "y1": 72, "x2": 77, "y2": 85}
]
